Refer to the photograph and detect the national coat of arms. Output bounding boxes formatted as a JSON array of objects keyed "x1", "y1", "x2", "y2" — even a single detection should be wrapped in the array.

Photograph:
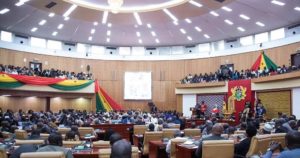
[{"x1": 230, "y1": 86, "x2": 247, "y2": 101}]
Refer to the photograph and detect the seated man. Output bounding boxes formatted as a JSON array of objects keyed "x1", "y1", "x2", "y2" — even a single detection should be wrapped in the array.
[
  {"x1": 37, "y1": 132, "x2": 73, "y2": 158},
  {"x1": 111, "y1": 139, "x2": 132, "y2": 158},
  {"x1": 166, "y1": 130, "x2": 182, "y2": 155},
  {"x1": 195, "y1": 123, "x2": 226, "y2": 158},
  {"x1": 234, "y1": 125, "x2": 257, "y2": 158}
]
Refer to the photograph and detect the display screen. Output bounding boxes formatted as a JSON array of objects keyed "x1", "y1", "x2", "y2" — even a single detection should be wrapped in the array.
[{"x1": 124, "y1": 72, "x2": 152, "y2": 100}]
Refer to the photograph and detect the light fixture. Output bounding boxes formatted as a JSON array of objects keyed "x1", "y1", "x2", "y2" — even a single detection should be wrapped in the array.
[
  {"x1": 1, "y1": 94, "x2": 11, "y2": 97},
  {"x1": 271, "y1": 0, "x2": 285, "y2": 6},
  {"x1": 64, "y1": 17, "x2": 70, "y2": 21},
  {"x1": 0, "y1": 8, "x2": 10, "y2": 14},
  {"x1": 237, "y1": 27, "x2": 245, "y2": 32},
  {"x1": 224, "y1": 19, "x2": 233, "y2": 25},
  {"x1": 188, "y1": 0, "x2": 202, "y2": 7},
  {"x1": 187, "y1": 36, "x2": 192, "y2": 41},
  {"x1": 256, "y1": 21, "x2": 265, "y2": 27},
  {"x1": 107, "y1": 30, "x2": 111, "y2": 36},
  {"x1": 185, "y1": 18, "x2": 192, "y2": 24},
  {"x1": 39, "y1": 20, "x2": 47, "y2": 25},
  {"x1": 15, "y1": 0, "x2": 30, "y2": 6},
  {"x1": 222, "y1": 6, "x2": 232, "y2": 12},
  {"x1": 151, "y1": 31, "x2": 156, "y2": 37},
  {"x1": 163, "y1": 9, "x2": 178, "y2": 21},
  {"x1": 294, "y1": 7, "x2": 300, "y2": 11},
  {"x1": 147, "y1": 23, "x2": 152, "y2": 28},
  {"x1": 210, "y1": 11, "x2": 219, "y2": 17},
  {"x1": 136, "y1": 32, "x2": 141, "y2": 37},
  {"x1": 52, "y1": 31, "x2": 58, "y2": 36},
  {"x1": 108, "y1": 0, "x2": 124, "y2": 14},
  {"x1": 63, "y1": 4, "x2": 77, "y2": 17},
  {"x1": 204, "y1": 34, "x2": 210, "y2": 38},
  {"x1": 138, "y1": 39, "x2": 142, "y2": 44},
  {"x1": 155, "y1": 38, "x2": 160, "y2": 43},
  {"x1": 133, "y1": 12, "x2": 142, "y2": 25},
  {"x1": 106, "y1": 38, "x2": 110, "y2": 42},
  {"x1": 31, "y1": 27, "x2": 38, "y2": 32},
  {"x1": 57, "y1": 24, "x2": 64, "y2": 29},
  {"x1": 93, "y1": 22, "x2": 98, "y2": 26},
  {"x1": 91, "y1": 29, "x2": 95, "y2": 34},
  {"x1": 107, "y1": 23, "x2": 112, "y2": 27},
  {"x1": 195, "y1": 26, "x2": 201, "y2": 32},
  {"x1": 240, "y1": 14, "x2": 250, "y2": 20},
  {"x1": 134, "y1": 24, "x2": 138, "y2": 28},
  {"x1": 88, "y1": 36, "x2": 92, "y2": 41},
  {"x1": 102, "y1": 11, "x2": 108, "y2": 24},
  {"x1": 173, "y1": 21, "x2": 178, "y2": 26},
  {"x1": 180, "y1": 28, "x2": 186, "y2": 34},
  {"x1": 49, "y1": 12, "x2": 55, "y2": 17}
]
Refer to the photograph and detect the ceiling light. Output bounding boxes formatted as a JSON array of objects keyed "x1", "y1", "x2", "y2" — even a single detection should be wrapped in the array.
[
  {"x1": 256, "y1": 21, "x2": 265, "y2": 27},
  {"x1": 108, "y1": 0, "x2": 124, "y2": 14},
  {"x1": 237, "y1": 27, "x2": 245, "y2": 32},
  {"x1": 240, "y1": 14, "x2": 250, "y2": 20},
  {"x1": 271, "y1": 0, "x2": 285, "y2": 6},
  {"x1": 147, "y1": 23, "x2": 152, "y2": 28},
  {"x1": 180, "y1": 28, "x2": 186, "y2": 34},
  {"x1": 204, "y1": 34, "x2": 210, "y2": 38},
  {"x1": 138, "y1": 39, "x2": 142, "y2": 44},
  {"x1": 49, "y1": 12, "x2": 55, "y2": 17},
  {"x1": 224, "y1": 19, "x2": 233, "y2": 25},
  {"x1": 0, "y1": 8, "x2": 10, "y2": 14},
  {"x1": 102, "y1": 11, "x2": 108, "y2": 24},
  {"x1": 222, "y1": 6, "x2": 232, "y2": 12},
  {"x1": 155, "y1": 38, "x2": 160, "y2": 43},
  {"x1": 185, "y1": 18, "x2": 192, "y2": 23},
  {"x1": 15, "y1": 0, "x2": 30, "y2": 6},
  {"x1": 163, "y1": 9, "x2": 178, "y2": 21},
  {"x1": 133, "y1": 12, "x2": 142, "y2": 25},
  {"x1": 173, "y1": 21, "x2": 178, "y2": 26},
  {"x1": 88, "y1": 36, "x2": 92, "y2": 41},
  {"x1": 188, "y1": 0, "x2": 202, "y2": 7},
  {"x1": 187, "y1": 36, "x2": 192, "y2": 41},
  {"x1": 63, "y1": 4, "x2": 77, "y2": 17},
  {"x1": 31, "y1": 27, "x2": 38, "y2": 32},
  {"x1": 1, "y1": 94, "x2": 11, "y2": 97},
  {"x1": 107, "y1": 30, "x2": 111, "y2": 36},
  {"x1": 151, "y1": 31, "x2": 156, "y2": 37},
  {"x1": 195, "y1": 26, "x2": 202, "y2": 32},
  {"x1": 52, "y1": 31, "x2": 58, "y2": 36},
  {"x1": 106, "y1": 38, "x2": 110, "y2": 42},
  {"x1": 57, "y1": 24, "x2": 64, "y2": 29},
  {"x1": 134, "y1": 24, "x2": 138, "y2": 28},
  {"x1": 64, "y1": 17, "x2": 70, "y2": 21},
  {"x1": 136, "y1": 32, "x2": 141, "y2": 37},
  {"x1": 38, "y1": 20, "x2": 46, "y2": 25},
  {"x1": 91, "y1": 29, "x2": 95, "y2": 34},
  {"x1": 93, "y1": 22, "x2": 98, "y2": 26},
  {"x1": 107, "y1": 23, "x2": 112, "y2": 27},
  {"x1": 294, "y1": 7, "x2": 300, "y2": 11},
  {"x1": 210, "y1": 11, "x2": 219, "y2": 17}
]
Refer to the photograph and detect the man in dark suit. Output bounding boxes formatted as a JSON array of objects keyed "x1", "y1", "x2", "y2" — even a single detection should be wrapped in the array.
[
  {"x1": 195, "y1": 123, "x2": 226, "y2": 158},
  {"x1": 111, "y1": 139, "x2": 132, "y2": 158},
  {"x1": 234, "y1": 125, "x2": 257, "y2": 158}
]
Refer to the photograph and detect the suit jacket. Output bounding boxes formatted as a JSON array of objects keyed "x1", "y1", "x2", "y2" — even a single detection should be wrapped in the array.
[
  {"x1": 234, "y1": 137, "x2": 251, "y2": 158},
  {"x1": 195, "y1": 135, "x2": 226, "y2": 158}
]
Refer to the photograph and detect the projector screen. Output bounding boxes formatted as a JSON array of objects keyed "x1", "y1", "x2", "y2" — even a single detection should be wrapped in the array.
[{"x1": 124, "y1": 72, "x2": 152, "y2": 100}]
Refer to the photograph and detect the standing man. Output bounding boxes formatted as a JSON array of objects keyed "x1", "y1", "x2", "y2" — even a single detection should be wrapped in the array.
[
  {"x1": 255, "y1": 99, "x2": 266, "y2": 119},
  {"x1": 200, "y1": 101, "x2": 207, "y2": 118},
  {"x1": 195, "y1": 103, "x2": 201, "y2": 118}
]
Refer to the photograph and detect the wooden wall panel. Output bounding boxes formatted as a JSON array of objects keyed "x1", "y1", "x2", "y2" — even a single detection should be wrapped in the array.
[
  {"x1": 50, "y1": 97, "x2": 92, "y2": 112},
  {"x1": 1, "y1": 41, "x2": 300, "y2": 111},
  {"x1": 0, "y1": 96, "x2": 46, "y2": 112}
]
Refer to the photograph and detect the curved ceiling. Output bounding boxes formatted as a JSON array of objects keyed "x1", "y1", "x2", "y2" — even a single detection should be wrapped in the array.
[{"x1": 0, "y1": 0, "x2": 299, "y2": 47}]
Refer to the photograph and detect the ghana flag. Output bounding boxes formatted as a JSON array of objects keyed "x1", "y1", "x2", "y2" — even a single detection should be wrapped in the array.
[{"x1": 251, "y1": 51, "x2": 277, "y2": 71}]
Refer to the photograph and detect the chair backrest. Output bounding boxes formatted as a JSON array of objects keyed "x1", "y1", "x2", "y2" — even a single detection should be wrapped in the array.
[
  {"x1": 0, "y1": 148, "x2": 7, "y2": 158},
  {"x1": 57, "y1": 128, "x2": 71, "y2": 135},
  {"x1": 142, "y1": 131, "x2": 163, "y2": 155},
  {"x1": 62, "y1": 141, "x2": 82, "y2": 148},
  {"x1": 99, "y1": 148, "x2": 111, "y2": 158},
  {"x1": 131, "y1": 146, "x2": 139, "y2": 158},
  {"x1": 270, "y1": 133, "x2": 286, "y2": 148},
  {"x1": 162, "y1": 129, "x2": 178, "y2": 139},
  {"x1": 1, "y1": 132, "x2": 12, "y2": 139},
  {"x1": 21, "y1": 151, "x2": 65, "y2": 158},
  {"x1": 202, "y1": 140, "x2": 234, "y2": 158},
  {"x1": 15, "y1": 130, "x2": 28, "y2": 140},
  {"x1": 234, "y1": 130, "x2": 246, "y2": 134},
  {"x1": 184, "y1": 129, "x2": 201, "y2": 138},
  {"x1": 246, "y1": 135, "x2": 271, "y2": 157},
  {"x1": 78, "y1": 127, "x2": 94, "y2": 136},
  {"x1": 133, "y1": 125, "x2": 147, "y2": 135},
  {"x1": 93, "y1": 141, "x2": 110, "y2": 148},
  {"x1": 15, "y1": 139, "x2": 45, "y2": 146},
  {"x1": 40, "y1": 133, "x2": 50, "y2": 140},
  {"x1": 170, "y1": 138, "x2": 187, "y2": 158},
  {"x1": 169, "y1": 124, "x2": 180, "y2": 129}
]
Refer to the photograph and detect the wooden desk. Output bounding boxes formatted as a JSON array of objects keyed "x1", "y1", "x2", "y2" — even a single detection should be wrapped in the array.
[
  {"x1": 149, "y1": 140, "x2": 168, "y2": 158},
  {"x1": 91, "y1": 124, "x2": 133, "y2": 141},
  {"x1": 133, "y1": 134, "x2": 143, "y2": 147},
  {"x1": 175, "y1": 144, "x2": 197, "y2": 158},
  {"x1": 73, "y1": 148, "x2": 99, "y2": 158},
  {"x1": 185, "y1": 119, "x2": 236, "y2": 128}
]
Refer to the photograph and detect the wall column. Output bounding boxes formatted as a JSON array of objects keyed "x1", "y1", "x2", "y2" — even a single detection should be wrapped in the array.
[{"x1": 46, "y1": 97, "x2": 51, "y2": 111}]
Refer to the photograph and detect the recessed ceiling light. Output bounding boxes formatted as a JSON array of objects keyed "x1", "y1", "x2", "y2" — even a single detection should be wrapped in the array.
[
  {"x1": 239, "y1": 14, "x2": 250, "y2": 20},
  {"x1": 204, "y1": 34, "x2": 210, "y2": 38},
  {"x1": 224, "y1": 19, "x2": 233, "y2": 25},
  {"x1": 294, "y1": 7, "x2": 300, "y2": 11},
  {"x1": 151, "y1": 31, "x2": 156, "y2": 37},
  {"x1": 48, "y1": 12, "x2": 55, "y2": 17},
  {"x1": 91, "y1": 29, "x2": 95, "y2": 34},
  {"x1": 88, "y1": 36, "x2": 92, "y2": 41},
  {"x1": 102, "y1": 11, "x2": 108, "y2": 24},
  {"x1": 106, "y1": 38, "x2": 110, "y2": 42},
  {"x1": 221, "y1": 6, "x2": 232, "y2": 12},
  {"x1": 93, "y1": 22, "x2": 98, "y2": 26},
  {"x1": 163, "y1": 8, "x2": 178, "y2": 21},
  {"x1": 107, "y1": 23, "x2": 112, "y2": 27},
  {"x1": 38, "y1": 20, "x2": 46, "y2": 26},
  {"x1": 0, "y1": 8, "x2": 10, "y2": 14},
  {"x1": 237, "y1": 27, "x2": 245, "y2": 32},
  {"x1": 138, "y1": 39, "x2": 142, "y2": 44},
  {"x1": 52, "y1": 31, "x2": 58, "y2": 36},
  {"x1": 271, "y1": 0, "x2": 285, "y2": 6},
  {"x1": 187, "y1": 36, "x2": 192, "y2": 41},
  {"x1": 31, "y1": 27, "x2": 38, "y2": 32},
  {"x1": 180, "y1": 28, "x2": 186, "y2": 34},
  {"x1": 256, "y1": 21, "x2": 265, "y2": 27},
  {"x1": 64, "y1": 17, "x2": 70, "y2": 21},
  {"x1": 133, "y1": 12, "x2": 142, "y2": 25},
  {"x1": 195, "y1": 26, "x2": 202, "y2": 32},
  {"x1": 107, "y1": 30, "x2": 111, "y2": 36},
  {"x1": 155, "y1": 38, "x2": 160, "y2": 43},
  {"x1": 188, "y1": 0, "x2": 202, "y2": 7},
  {"x1": 147, "y1": 23, "x2": 152, "y2": 28},
  {"x1": 185, "y1": 18, "x2": 192, "y2": 24},
  {"x1": 15, "y1": 0, "x2": 30, "y2": 6},
  {"x1": 173, "y1": 21, "x2": 178, "y2": 26},
  {"x1": 63, "y1": 4, "x2": 77, "y2": 17},
  {"x1": 57, "y1": 24, "x2": 64, "y2": 29},
  {"x1": 210, "y1": 11, "x2": 219, "y2": 17},
  {"x1": 134, "y1": 24, "x2": 138, "y2": 28},
  {"x1": 136, "y1": 32, "x2": 141, "y2": 37}
]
